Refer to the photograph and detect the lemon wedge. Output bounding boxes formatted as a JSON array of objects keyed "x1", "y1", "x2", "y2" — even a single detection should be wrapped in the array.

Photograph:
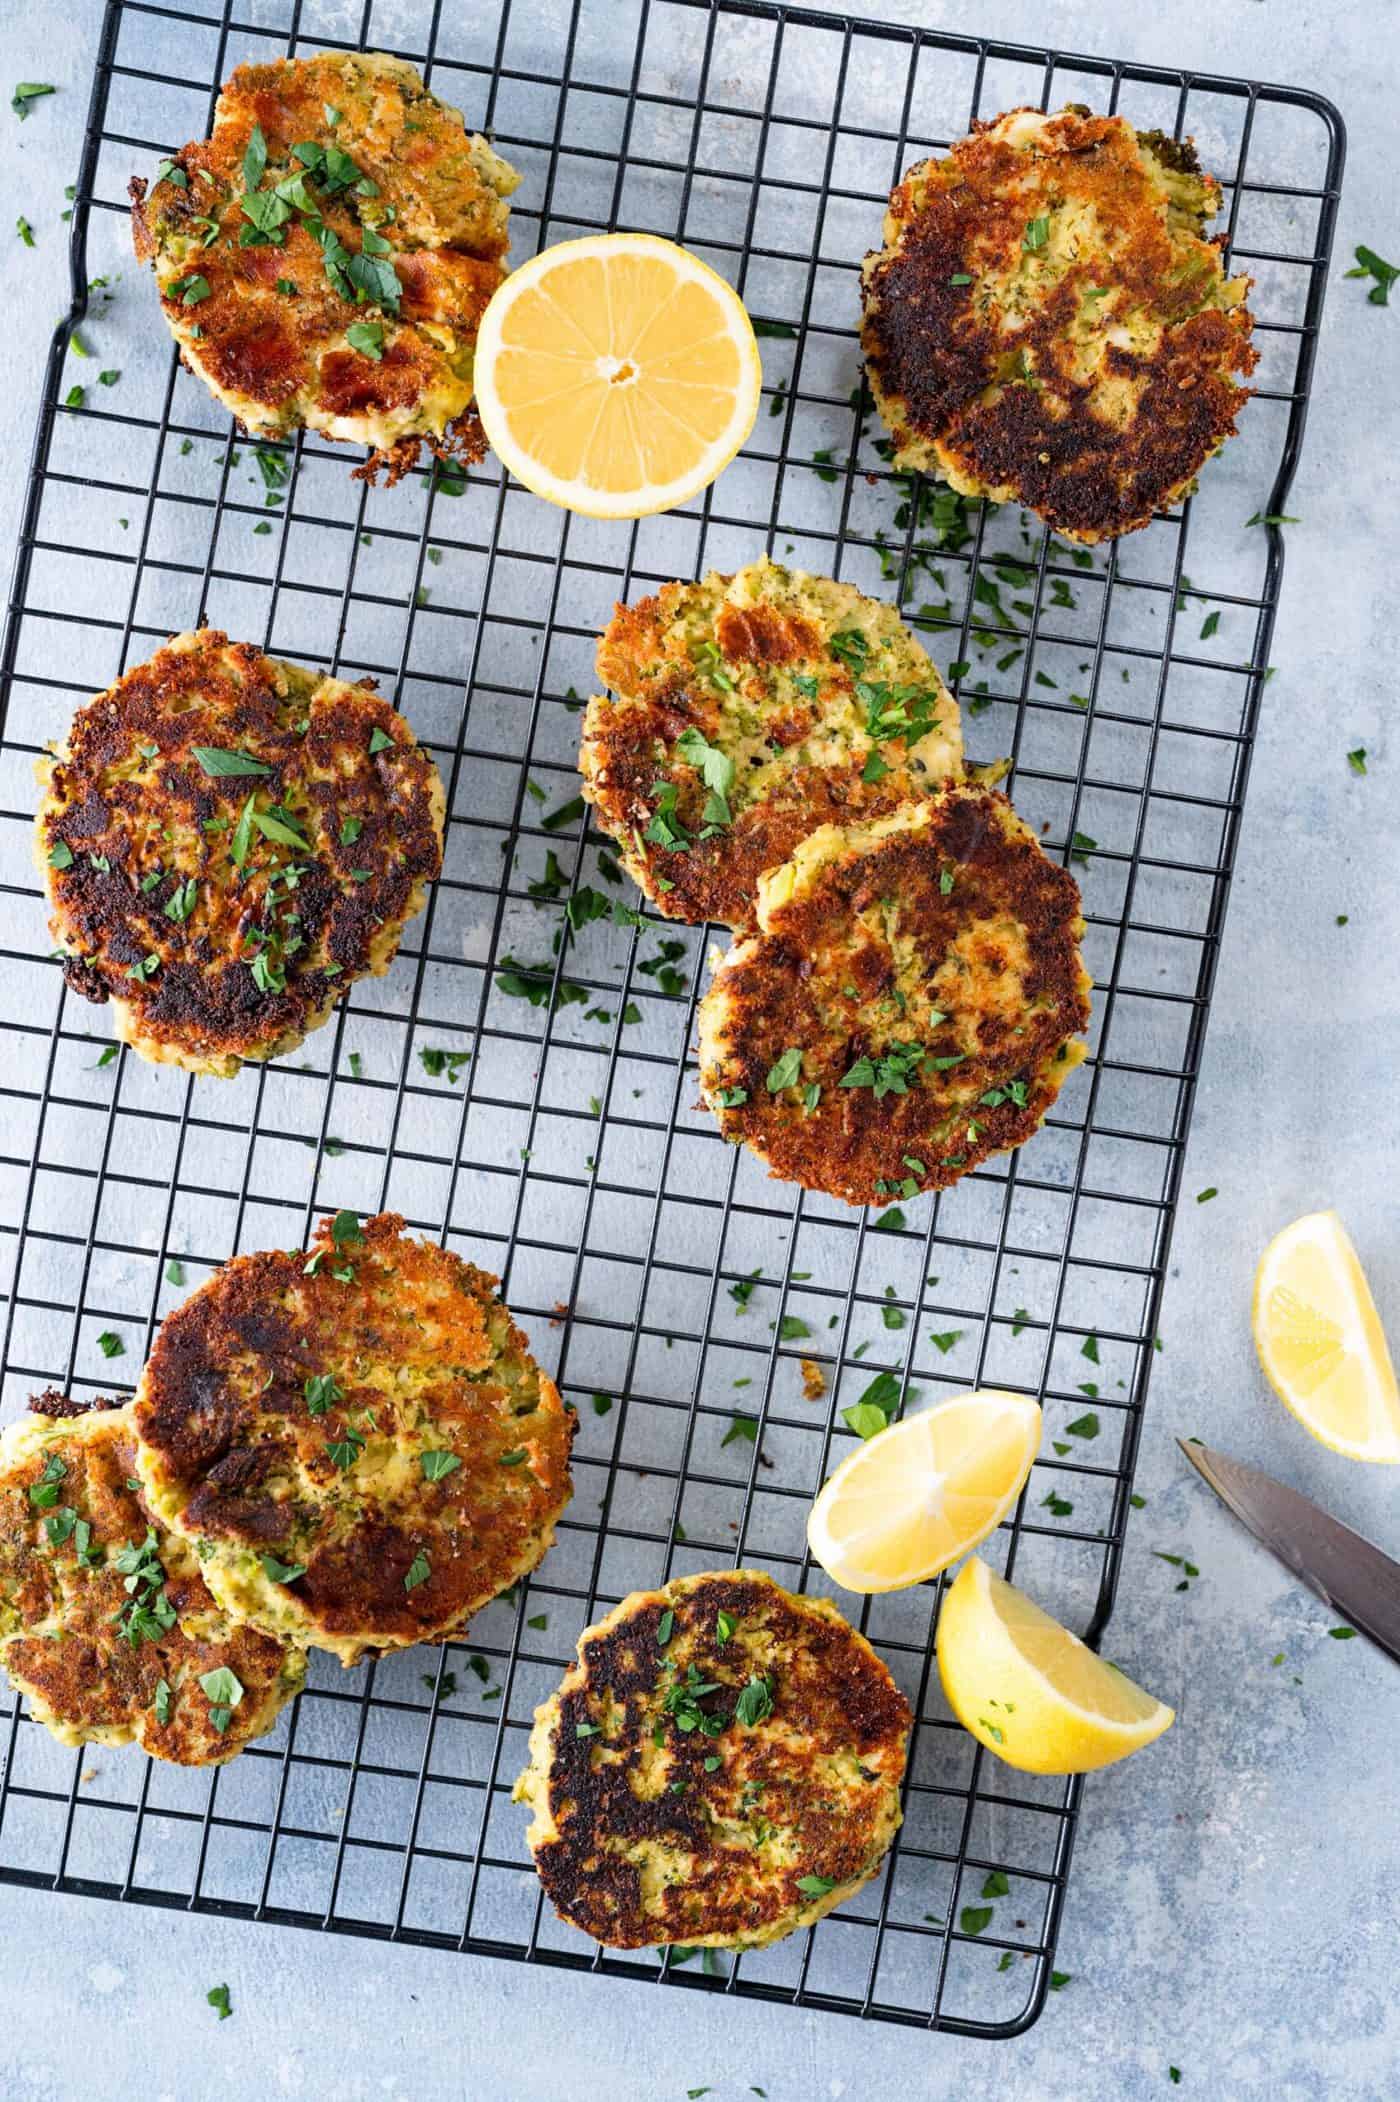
[
  {"x1": 1252, "y1": 1210, "x2": 1400, "y2": 1463},
  {"x1": 472, "y1": 232, "x2": 761, "y2": 518},
  {"x1": 937, "y1": 1558, "x2": 1174, "y2": 1774},
  {"x1": 806, "y1": 1389, "x2": 1041, "y2": 1593}
]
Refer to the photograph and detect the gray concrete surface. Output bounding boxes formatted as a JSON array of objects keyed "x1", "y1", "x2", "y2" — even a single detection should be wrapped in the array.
[{"x1": 1, "y1": 2, "x2": 1397, "y2": 2097}]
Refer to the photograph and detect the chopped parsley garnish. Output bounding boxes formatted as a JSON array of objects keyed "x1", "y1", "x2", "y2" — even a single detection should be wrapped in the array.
[
  {"x1": 169, "y1": 273, "x2": 211, "y2": 306},
  {"x1": 841, "y1": 1041, "x2": 928, "y2": 1099},
  {"x1": 766, "y1": 1046, "x2": 803, "y2": 1091},
  {"x1": 47, "y1": 840, "x2": 73, "y2": 869},
  {"x1": 419, "y1": 1045, "x2": 470, "y2": 1083},
  {"x1": 368, "y1": 726, "x2": 395, "y2": 755},
  {"x1": 656, "y1": 1608, "x2": 675, "y2": 1647},
  {"x1": 1345, "y1": 244, "x2": 1399, "y2": 306},
  {"x1": 192, "y1": 745, "x2": 273, "y2": 777},
  {"x1": 345, "y1": 319, "x2": 384, "y2": 360},
  {"x1": 154, "y1": 1679, "x2": 172, "y2": 1725},
  {"x1": 1022, "y1": 215, "x2": 1050, "y2": 252},
  {"x1": 305, "y1": 1373, "x2": 345, "y2": 1415},
  {"x1": 198, "y1": 1664, "x2": 244, "y2": 1733},
  {"x1": 663, "y1": 1662, "x2": 725, "y2": 1735},
  {"x1": 733, "y1": 1674, "x2": 773, "y2": 1727},
  {"x1": 721, "y1": 1411, "x2": 758, "y2": 1448},
  {"x1": 96, "y1": 1330, "x2": 124, "y2": 1358},
  {"x1": 673, "y1": 726, "x2": 735, "y2": 830},
  {"x1": 796, "y1": 1874, "x2": 836, "y2": 1896},
  {"x1": 404, "y1": 1549, "x2": 431, "y2": 1591},
  {"x1": 325, "y1": 1428, "x2": 365, "y2": 1470},
  {"x1": 12, "y1": 82, "x2": 56, "y2": 120},
  {"x1": 260, "y1": 1553, "x2": 307, "y2": 1584},
  {"x1": 113, "y1": 1529, "x2": 177, "y2": 1648},
  {"x1": 856, "y1": 676, "x2": 940, "y2": 746},
  {"x1": 419, "y1": 1449, "x2": 462, "y2": 1482},
  {"x1": 829, "y1": 628, "x2": 869, "y2": 674},
  {"x1": 206, "y1": 1983, "x2": 232, "y2": 2021},
  {"x1": 1347, "y1": 746, "x2": 1367, "y2": 775},
  {"x1": 28, "y1": 1452, "x2": 68, "y2": 1508},
  {"x1": 842, "y1": 1368, "x2": 900, "y2": 1442}
]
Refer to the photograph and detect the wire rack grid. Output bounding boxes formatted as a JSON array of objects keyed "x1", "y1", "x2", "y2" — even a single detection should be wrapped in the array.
[{"x1": 0, "y1": 0, "x2": 1343, "y2": 2040}]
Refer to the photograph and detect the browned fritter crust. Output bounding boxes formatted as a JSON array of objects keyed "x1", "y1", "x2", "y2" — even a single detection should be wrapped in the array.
[
  {"x1": 129, "y1": 51, "x2": 517, "y2": 479},
  {"x1": 697, "y1": 789, "x2": 1091, "y2": 1207},
  {"x1": 582, "y1": 560, "x2": 961, "y2": 932},
  {"x1": 861, "y1": 108, "x2": 1257, "y2": 542},
  {"x1": 0, "y1": 1404, "x2": 303, "y2": 1764},
  {"x1": 517, "y1": 1571, "x2": 910, "y2": 1949},
  {"x1": 132, "y1": 1212, "x2": 574, "y2": 1665},
  {"x1": 36, "y1": 630, "x2": 444, "y2": 1076}
]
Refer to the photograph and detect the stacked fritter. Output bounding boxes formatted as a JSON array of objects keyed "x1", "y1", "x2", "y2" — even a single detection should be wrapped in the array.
[
  {"x1": 581, "y1": 557, "x2": 1090, "y2": 1203},
  {"x1": 131, "y1": 51, "x2": 520, "y2": 481},
  {"x1": 582, "y1": 559, "x2": 963, "y2": 932},
  {"x1": 0, "y1": 1213, "x2": 574, "y2": 1765}
]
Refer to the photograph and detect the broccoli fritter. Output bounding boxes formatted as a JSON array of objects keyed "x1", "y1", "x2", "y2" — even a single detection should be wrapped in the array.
[
  {"x1": 581, "y1": 558, "x2": 963, "y2": 930},
  {"x1": 696, "y1": 790, "x2": 1092, "y2": 1207},
  {"x1": 130, "y1": 51, "x2": 519, "y2": 481},
  {"x1": 131, "y1": 1212, "x2": 575, "y2": 1667},
  {"x1": 0, "y1": 1398, "x2": 304, "y2": 1764},
  {"x1": 36, "y1": 629, "x2": 444, "y2": 1077},
  {"x1": 515, "y1": 1569, "x2": 910, "y2": 1949},
  {"x1": 861, "y1": 107, "x2": 1256, "y2": 541}
]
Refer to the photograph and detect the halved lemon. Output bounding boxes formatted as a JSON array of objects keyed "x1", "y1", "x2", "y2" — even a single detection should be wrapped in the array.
[
  {"x1": 472, "y1": 232, "x2": 762, "y2": 519},
  {"x1": 1252, "y1": 1209, "x2": 1400, "y2": 1462},
  {"x1": 937, "y1": 1557, "x2": 1174, "y2": 1774},
  {"x1": 806, "y1": 1389, "x2": 1041, "y2": 1593}
]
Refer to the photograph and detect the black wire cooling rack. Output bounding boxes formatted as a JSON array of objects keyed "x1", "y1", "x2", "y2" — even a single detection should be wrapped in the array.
[{"x1": 0, "y1": 0, "x2": 1344, "y2": 2040}]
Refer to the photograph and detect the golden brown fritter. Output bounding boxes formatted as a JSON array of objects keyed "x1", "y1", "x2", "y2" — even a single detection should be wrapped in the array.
[
  {"x1": 36, "y1": 630, "x2": 444, "y2": 1078},
  {"x1": 130, "y1": 51, "x2": 519, "y2": 481},
  {"x1": 0, "y1": 1398, "x2": 304, "y2": 1764},
  {"x1": 696, "y1": 790, "x2": 1091, "y2": 1207},
  {"x1": 514, "y1": 1569, "x2": 910, "y2": 1949},
  {"x1": 132, "y1": 1212, "x2": 575, "y2": 1667},
  {"x1": 861, "y1": 106, "x2": 1257, "y2": 542},
  {"x1": 581, "y1": 558, "x2": 962, "y2": 932}
]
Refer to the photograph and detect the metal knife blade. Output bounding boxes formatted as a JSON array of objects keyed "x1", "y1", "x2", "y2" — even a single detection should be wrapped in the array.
[{"x1": 1177, "y1": 1439, "x2": 1400, "y2": 1667}]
